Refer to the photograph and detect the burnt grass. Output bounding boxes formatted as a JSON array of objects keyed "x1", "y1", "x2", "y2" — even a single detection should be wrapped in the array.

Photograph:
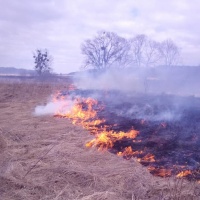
[
  {"x1": 62, "y1": 89, "x2": 200, "y2": 181},
  {"x1": 1, "y1": 81, "x2": 200, "y2": 200}
]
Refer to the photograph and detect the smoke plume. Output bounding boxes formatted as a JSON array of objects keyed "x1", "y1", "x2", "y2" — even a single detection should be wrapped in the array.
[{"x1": 34, "y1": 99, "x2": 74, "y2": 116}]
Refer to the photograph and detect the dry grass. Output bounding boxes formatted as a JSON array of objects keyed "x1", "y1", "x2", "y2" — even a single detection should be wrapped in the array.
[{"x1": 0, "y1": 79, "x2": 199, "y2": 200}]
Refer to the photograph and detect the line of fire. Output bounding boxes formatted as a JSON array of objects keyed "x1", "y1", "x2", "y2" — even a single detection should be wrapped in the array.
[{"x1": 52, "y1": 79, "x2": 200, "y2": 182}]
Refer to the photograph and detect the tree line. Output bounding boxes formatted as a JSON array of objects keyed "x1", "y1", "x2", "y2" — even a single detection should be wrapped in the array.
[
  {"x1": 33, "y1": 30, "x2": 180, "y2": 75},
  {"x1": 81, "y1": 31, "x2": 180, "y2": 70}
]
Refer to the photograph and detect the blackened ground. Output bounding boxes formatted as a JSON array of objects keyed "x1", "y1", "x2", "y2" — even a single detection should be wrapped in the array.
[{"x1": 62, "y1": 89, "x2": 200, "y2": 180}]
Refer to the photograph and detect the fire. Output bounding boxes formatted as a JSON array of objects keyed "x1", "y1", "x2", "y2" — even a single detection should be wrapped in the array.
[
  {"x1": 61, "y1": 98, "x2": 98, "y2": 120},
  {"x1": 176, "y1": 170, "x2": 192, "y2": 178},
  {"x1": 148, "y1": 166, "x2": 172, "y2": 177},
  {"x1": 86, "y1": 132, "x2": 114, "y2": 150},
  {"x1": 137, "y1": 153, "x2": 155, "y2": 163},
  {"x1": 86, "y1": 129, "x2": 139, "y2": 151},
  {"x1": 117, "y1": 146, "x2": 142, "y2": 159},
  {"x1": 52, "y1": 91, "x2": 197, "y2": 180},
  {"x1": 54, "y1": 97, "x2": 103, "y2": 131},
  {"x1": 155, "y1": 169, "x2": 172, "y2": 177},
  {"x1": 53, "y1": 93, "x2": 139, "y2": 154}
]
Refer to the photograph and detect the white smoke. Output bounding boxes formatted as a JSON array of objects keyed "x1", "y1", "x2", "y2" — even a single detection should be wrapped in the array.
[
  {"x1": 34, "y1": 99, "x2": 74, "y2": 116},
  {"x1": 72, "y1": 67, "x2": 200, "y2": 97},
  {"x1": 73, "y1": 69, "x2": 145, "y2": 92}
]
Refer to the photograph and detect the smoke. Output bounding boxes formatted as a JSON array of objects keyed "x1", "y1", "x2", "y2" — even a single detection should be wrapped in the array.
[
  {"x1": 34, "y1": 99, "x2": 74, "y2": 116},
  {"x1": 73, "y1": 68, "x2": 144, "y2": 92},
  {"x1": 69, "y1": 66, "x2": 200, "y2": 122},
  {"x1": 73, "y1": 66, "x2": 200, "y2": 97},
  {"x1": 34, "y1": 66, "x2": 200, "y2": 123},
  {"x1": 117, "y1": 104, "x2": 181, "y2": 121}
]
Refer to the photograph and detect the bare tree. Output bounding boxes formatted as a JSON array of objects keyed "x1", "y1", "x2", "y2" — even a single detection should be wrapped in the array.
[
  {"x1": 81, "y1": 31, "x2": 181, "y2": 70},
  {"x1": 129, "y1": 34, "x2": 146, "y2": 67},
  {"x1": 129, "y1": 35, "x2": 162, "y2": 93},
  {"x1": 143, "y1": 39, "x2": 161, "y2": 67},
  {"x1": 129, "y1": 34, "x2": 161, "y2": 67},
  {"x1": 33, "y1": 49, "x2": 53, "y2": 76},
  {"x1": 81, "y1": 31, "x2": 130, "y2": 69},
  {"x1": 159, "y1": 39, "x2": 180, "y2": 66}
]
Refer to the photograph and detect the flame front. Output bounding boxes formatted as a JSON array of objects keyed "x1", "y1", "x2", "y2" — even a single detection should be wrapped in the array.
[
  {"x1": 52, "y1": 91, "x2": 198, "y2": 181},
  {"x1": 117, "y1": 147, "x2": 143, "y2": 159},
  {"x1": 54, "y1": 97, "x2": 103, "y2": 131},
  {"x1": 53, "y1": 94, "x2": 139, "y2": 155},
  {"x1": 86, "y1": 129, "x2": 139, "y2": 151}
]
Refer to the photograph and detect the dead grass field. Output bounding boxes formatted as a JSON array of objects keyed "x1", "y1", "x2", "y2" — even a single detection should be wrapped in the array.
[{"x1": 0, "y1": 79, "x2": 199, "y2": 200}]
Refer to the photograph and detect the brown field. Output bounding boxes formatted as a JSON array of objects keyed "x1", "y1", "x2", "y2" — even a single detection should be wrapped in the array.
[{"x1": 0, "y1": 79, "x2": 199, "y2": 200}]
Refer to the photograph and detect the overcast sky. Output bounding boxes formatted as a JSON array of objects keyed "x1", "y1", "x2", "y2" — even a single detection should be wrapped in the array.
[{"x1": 0, "y1": 0, "x2": 200, "y2": 73}]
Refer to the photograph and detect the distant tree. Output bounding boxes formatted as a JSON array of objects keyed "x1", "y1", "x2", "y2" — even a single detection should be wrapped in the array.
[
  {"x1": 159, "y1": 39, "x2": 180, "y2": 66},
  {"x1": 33, "y1": 49, "x2": 53, "y2": 76},
  {"x1": 81, "y1": 31, "x2": 130, "y2": 69},
  {"x1": 129, "y1": 34, "x2": 161, "y2": 67},
  {"x1": 129, "y1": 34, "x2": 146, "y2": 67},
  {"x1": 143, "y1": 39, "x2": 161, "y2": 67},
  {"x1": 129, "y1": 35, "x2": 162, "y2": 93}
]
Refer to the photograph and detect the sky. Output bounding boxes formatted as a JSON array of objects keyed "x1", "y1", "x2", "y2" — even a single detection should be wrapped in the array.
[{"x1": 0, "y1": 0, "x2": 200, "y2": 73}]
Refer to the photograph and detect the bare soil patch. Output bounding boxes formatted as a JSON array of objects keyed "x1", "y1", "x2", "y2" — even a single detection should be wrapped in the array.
[{"x1": 0, "y1": 80, "x2": 199, "y2": 200}]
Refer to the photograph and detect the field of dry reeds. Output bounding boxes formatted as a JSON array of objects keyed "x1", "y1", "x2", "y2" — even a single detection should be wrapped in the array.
[{"x1": 0, "y1": 78, "x2": 199, "y2": 200}]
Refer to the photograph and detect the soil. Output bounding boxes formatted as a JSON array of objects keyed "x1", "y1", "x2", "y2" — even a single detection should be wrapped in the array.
[{"x1": 0, "y1": 79, "x2": 199, "y2": 200}]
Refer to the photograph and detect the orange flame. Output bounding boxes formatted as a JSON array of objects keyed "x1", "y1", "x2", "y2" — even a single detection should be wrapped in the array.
[
  {"x1": 53, "y1": 94, "x2": 139, "y2": 154},
  {"x1": 53, "y1": 92, "x2": 200, "y2": 180},
  {"x1": 117, "y1": 146, "x2": 142, "y2": 158},
  {"x1": 137, "y1": 153, "x2": 155, "y2": 163},
  {"x1": 176, "y1": 170, "x2": 192, "y2": 178},
  {"x1": 148, "y1": 166, "x2": 172, "y2": 177},
  {"x1": 54, "y1": 97, "x2": 104, "y2": 131},
  {"x1": 86, "y1": 129, "x2": 139, "y2": 151}
]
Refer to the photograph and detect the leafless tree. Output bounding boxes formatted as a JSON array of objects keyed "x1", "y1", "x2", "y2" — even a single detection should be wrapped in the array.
[
  {"x1": 129, "y1": 35, "x2": 162, "y2": 93},
  {"x1": 81, "y1": 31, "x2": 181, "y2": 70},
  {"x1": 129, "y1": 34, "x2": 146, "y2": 67},
  {"x1": 159, "y1": 39, "x2": 180, "y2": 66},
  {"x1": 81, "y1": 31, "x2": 130, "y2": 69},
  {"x1": 143, "y1": 39, "x2": 161, "y2": 67},
  {"x1": 129, "y1": 34, "x2": 161, "y2": 67}
]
